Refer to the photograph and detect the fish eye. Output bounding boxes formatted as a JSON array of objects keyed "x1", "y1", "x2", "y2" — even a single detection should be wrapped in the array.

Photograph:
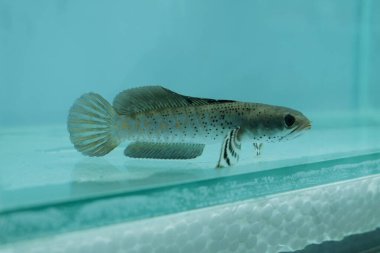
[{"x1": 284, "y1": 114, "x2": 295, "y2": 127}]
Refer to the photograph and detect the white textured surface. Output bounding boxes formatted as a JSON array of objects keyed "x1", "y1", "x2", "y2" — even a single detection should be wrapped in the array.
[{"x1": 3, "y1": 174, "x2": 380, "y2": 253}]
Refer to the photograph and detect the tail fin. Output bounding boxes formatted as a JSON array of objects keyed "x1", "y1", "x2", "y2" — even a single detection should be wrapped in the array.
[{"x1": 67, "y1": 93, "x2": 120, "y2": 156}]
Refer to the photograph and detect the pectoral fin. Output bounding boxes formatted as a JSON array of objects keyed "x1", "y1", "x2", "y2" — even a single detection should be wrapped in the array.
[
  {"x1": 124, "y1": 142, "x2": 205, "y2": 160},
  {"x1": 217, "y1": 128, "x2": 242, "y2": 168}
]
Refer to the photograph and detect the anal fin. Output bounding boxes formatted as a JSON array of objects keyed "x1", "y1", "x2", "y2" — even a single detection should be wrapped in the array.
[
  {"x1": 124, "y1": 142, "x2": 205, "y2": 160},
  {"x1": 217, "y1": 128, "x2": 242, "y2": 168}
]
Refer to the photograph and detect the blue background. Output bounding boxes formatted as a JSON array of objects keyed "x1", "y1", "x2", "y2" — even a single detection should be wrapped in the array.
[{"x1": 1, "y1": 0, "x2": 379, "y2": 125}]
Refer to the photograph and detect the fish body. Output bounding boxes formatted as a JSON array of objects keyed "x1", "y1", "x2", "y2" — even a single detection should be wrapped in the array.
[
  {"x1": 68, "y1": 86, "x2": 311, "y2": 167},
  {"x1": 117, "y1": 103, "x2": 244, "y2": 143}
]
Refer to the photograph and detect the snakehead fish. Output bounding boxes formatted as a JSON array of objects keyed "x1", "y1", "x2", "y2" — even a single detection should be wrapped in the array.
[{"x1": 67, "y1": 86, "x2": 311, "y2": 167}]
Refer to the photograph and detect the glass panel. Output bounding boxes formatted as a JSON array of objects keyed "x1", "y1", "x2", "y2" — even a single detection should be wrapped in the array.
[{"x1": 1, "y1": 120, "x2": 380, "y2": 244}]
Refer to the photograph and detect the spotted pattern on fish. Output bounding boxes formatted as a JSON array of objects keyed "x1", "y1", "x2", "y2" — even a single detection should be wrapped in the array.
[{"x1": 67, "y1": 86, "x2": 312, "y2": 167}]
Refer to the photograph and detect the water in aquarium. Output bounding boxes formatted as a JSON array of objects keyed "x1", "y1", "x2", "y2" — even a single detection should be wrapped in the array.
[{"x1": 1, "y1": 1, "x2": 380, "y2": 252}]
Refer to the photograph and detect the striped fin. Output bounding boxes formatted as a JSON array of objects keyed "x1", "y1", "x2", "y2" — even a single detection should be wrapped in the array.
[
  {"x1": 124, "y1": 142, "x2": 205, "y2": 160},
  {"x1": 253, "y1": 143, "x2": 263, "y2": 156},
  {"x1": 216, "y1": 128, "x2": 242, "y2": 168},
  {"x1": 113, "y1": 86, "x2": 236, "y2": 115}
]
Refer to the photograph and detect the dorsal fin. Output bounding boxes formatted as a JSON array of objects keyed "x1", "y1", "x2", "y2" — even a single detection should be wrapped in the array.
[{"x1": 112, "y1": 86, "x2": 235, "y2": 115}]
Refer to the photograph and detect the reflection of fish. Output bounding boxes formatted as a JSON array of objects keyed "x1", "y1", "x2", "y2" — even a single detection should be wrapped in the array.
[{"x1": 68, "y1": 86, "x2": 311, "y2": 167}]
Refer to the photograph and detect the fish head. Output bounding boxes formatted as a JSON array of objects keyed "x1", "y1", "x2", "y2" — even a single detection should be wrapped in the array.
[{"x1": 246, "y1": 104, "x2": 312, "y2": 143}]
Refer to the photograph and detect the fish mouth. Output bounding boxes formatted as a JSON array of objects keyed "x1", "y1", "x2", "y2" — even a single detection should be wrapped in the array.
[
  {"x1": 284, "y1": 121, "x2": 312, "y2": 139},
  {"x1": 301, "y1": 121, "x2": 312, "y2": 131}
]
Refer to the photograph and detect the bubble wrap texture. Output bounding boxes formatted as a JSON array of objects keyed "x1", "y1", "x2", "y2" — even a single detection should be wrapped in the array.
[{"x1": 2, "y1": 175, "x2": 380, "y2": 253}]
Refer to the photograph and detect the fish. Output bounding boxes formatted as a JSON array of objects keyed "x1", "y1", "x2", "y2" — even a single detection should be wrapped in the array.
[{"x1": 67, "y1": 86, "x2": 311, "y2": 168}]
